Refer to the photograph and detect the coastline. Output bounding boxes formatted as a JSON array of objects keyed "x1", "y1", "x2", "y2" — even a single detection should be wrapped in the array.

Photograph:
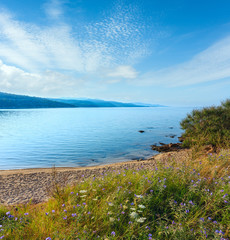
[{"x1": 0, "y1": 149, "x2": 190, "y2": 206}]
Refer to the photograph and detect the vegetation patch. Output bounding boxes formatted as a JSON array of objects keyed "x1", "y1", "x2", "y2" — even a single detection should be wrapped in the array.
[
  {"x1": 180, "y1": 99, "x2": 230, "y2": 149},
  {"x1": 0, "y1": 150, "x2": 229, "y2": 239}
]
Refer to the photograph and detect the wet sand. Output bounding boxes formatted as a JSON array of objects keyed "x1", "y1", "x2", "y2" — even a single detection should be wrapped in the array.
[{"x1": 0, "y1": 150, "x2": 190, "y2": 205}]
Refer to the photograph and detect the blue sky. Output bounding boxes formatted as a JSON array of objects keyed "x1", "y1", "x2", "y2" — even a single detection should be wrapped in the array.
[{"x1": 0, "y1": 0, "x2": 229, "y2": 106}]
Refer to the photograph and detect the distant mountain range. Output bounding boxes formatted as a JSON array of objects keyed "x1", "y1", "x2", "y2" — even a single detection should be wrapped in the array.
[{"x1": 0, "y1": 92, "x2": 165, "y2": 109}]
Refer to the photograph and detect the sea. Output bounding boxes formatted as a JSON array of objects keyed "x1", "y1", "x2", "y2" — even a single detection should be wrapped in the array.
[{"x1": 0, "y1": 107, "x2": 193, "y2": 170}]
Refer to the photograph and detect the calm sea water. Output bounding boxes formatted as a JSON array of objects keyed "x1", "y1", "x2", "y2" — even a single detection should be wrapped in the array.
[{"x1": 0, "y1": 107, "x2": 192, "y2": 170}]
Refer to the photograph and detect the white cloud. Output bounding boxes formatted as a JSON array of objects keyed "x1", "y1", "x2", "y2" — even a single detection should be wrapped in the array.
[
  {"x1": 44, "y1": 0, "x2": 64, "y2": 19},
  {"x1": 0, "y1": 60, "x2": 84, "y2": 96},
  {"x1": 106, "y1": 65, "x2": 138, "y2": 79},
  {"x1": 140, "y1": 35, "x2": 230, "y2": 86}
]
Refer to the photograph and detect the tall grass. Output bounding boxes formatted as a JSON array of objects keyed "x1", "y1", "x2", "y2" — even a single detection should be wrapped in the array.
[{"x1": 0, "y1": 150, "x2": 229, "y2": 239}]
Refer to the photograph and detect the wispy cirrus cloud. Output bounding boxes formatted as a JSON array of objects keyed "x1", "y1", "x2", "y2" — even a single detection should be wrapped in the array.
[
  {"x1": 0, "y1": 1, "x2": 148, "y2": 73},
  {"x1": 139, "y1": 35, "x2": 230, "y2": 87}
]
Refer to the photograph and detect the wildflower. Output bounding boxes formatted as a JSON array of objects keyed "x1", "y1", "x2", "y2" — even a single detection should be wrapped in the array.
[
  {"x1": 79, "y1": 190, "x2": 87, "y2": 193},
  {"x1": 52, "y1": 210, "x2": 55, "y2": 213},
  {"x1": 62, "y1": 204, "x2": 65, "y2": 207},
  {"x1": 138, "y1": 204, "x2": 146, "y2": 209},
  {"x1": 45, "y1": 212, "x2": 48, "y2": 216},
  {"x1": 0, "y1": 236, "x2": 4, "y2": 239},
  {"x1": 108, "y1": 202, "x2": 114, "y2": 206},
  {"x1": 46, "y1": 238, "x2": 51, "y2": 240},
  {"x1": 200, "y1": 218, "x2": 204, "y2": 222},
  {"x1": 111, "y1": 231, "x2": 116, "y2": 236},
  {"x1": 135, "y1": 195, "x2": 143, "y2": 198},
  {"x1": 136, "y1": 217, "x2": 146, "y2": 223},
  {"x1": 130, "y1": 212, "x2": 138, "y2": 218},
  {"x1": 128, "y1": 221, "x2": 132, "y2": 224},
  {"x1": 163, "y1": 185, "x2": 167, "y2": 188},
  {"x1": 63, "y1": 216, "x2": 67, "y2": 220},
  {"x1": 110, "y1": 217, "x2": 115, "y2": 222},
  {"x1": 24, "y1": 213, "x2": 29, "y2": 216},
  {"x1": 71, "y1": 191, "x2": 74, "y2": 194},
  {"x1": 72, "y1": 213, "x2": 77, "y2": 217},
  {"x1": 80, "y1": 195, "x2": 87, "y2": 198},
  {"x1": 6, "y1": 212, "x2": 10, "y2": 215}
]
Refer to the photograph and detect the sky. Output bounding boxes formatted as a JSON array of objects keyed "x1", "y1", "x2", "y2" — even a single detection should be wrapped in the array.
[{"x1": 0, "y1": 0, "x2": 229, "y2": 106}]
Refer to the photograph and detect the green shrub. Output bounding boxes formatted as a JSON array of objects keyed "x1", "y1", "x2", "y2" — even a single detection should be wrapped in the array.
[{"x1": 180, "y1": 99, "x2": 230, "y2": 149}]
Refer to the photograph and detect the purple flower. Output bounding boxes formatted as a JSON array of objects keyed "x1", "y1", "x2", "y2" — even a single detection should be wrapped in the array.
[
  {"x1": 24, "y1": 213, "x2": 29, "y2": 216},
  {"x1": 63, "y1": 216, "x2": 67, "y2": 220},
  {"x1": 111, "y1": 231, "x2": 116, "y2": 237},
  {"x1": 0, "y1": 236, "x2": 4, "y2": 239},
  {"x1": 46, "y1": 238, "x2": 51, "y2": 240},
  {"x1": 52, "y1": 210, "x2": 55, "y2": 213},
  {"x1": 72, "y1": 213, "x2": 77, "y2": 217},
  {"x1": 62, "y1": 204, "x2": 65, "y2": 207},
  {"x1": 6, "y1": 211, "x2": 10, "y2": 215}
]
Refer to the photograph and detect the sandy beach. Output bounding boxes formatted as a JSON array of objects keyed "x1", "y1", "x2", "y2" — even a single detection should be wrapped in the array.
[{"x1": 0, "y1": 150, "x2": 190, "y2": 205}]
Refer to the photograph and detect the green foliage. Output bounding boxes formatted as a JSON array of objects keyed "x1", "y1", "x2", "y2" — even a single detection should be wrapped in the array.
[
  {"x1": 0, "y1": 150, "x2": 230, "y2": 239},
  {"x1": 180, "y1": 99, "x2": 230, "y2": 148}
]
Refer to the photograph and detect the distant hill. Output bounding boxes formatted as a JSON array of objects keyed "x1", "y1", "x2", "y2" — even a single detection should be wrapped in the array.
[
  {"x1": 0, "y1": 92, "x2": 75, "y2": 109},
  {"x1": 0, "y1": 92, "x2": 165, "y2": 109},
  {"x1": 52, "y1": 98, "x2": 165, "y2": 108}
]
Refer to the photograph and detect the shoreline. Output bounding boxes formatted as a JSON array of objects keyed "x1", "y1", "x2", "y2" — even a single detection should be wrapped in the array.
[{"x1": 0, "y1": 149, "x2": 190, "y2": 206}]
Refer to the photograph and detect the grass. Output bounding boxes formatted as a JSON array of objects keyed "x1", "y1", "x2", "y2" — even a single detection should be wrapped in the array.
[{"x1": 0, "y1": 150, "x2": 229, "y2": 239}]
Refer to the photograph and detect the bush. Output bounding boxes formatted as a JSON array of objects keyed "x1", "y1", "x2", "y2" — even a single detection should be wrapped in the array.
[{"x1": 180, "y1": 99, "x2": 230, "y2": 149}]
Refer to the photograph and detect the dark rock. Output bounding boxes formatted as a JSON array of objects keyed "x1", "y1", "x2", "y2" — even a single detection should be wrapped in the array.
[
  {"x1": 138, "y1": 130, "x2": 145, "y2": 133},
  {"x1": 178, "y1": 136, "x2": 184, "y2": 142},
  {"x1": 151, "y1": 143, "x2": 183, "y2": 152},
  {"x1": 165, "y1": 134, "x2": 176, "y2": 138},
  {"x1": 159, "y1": 142, "x2": 166, "y2": 146}
]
